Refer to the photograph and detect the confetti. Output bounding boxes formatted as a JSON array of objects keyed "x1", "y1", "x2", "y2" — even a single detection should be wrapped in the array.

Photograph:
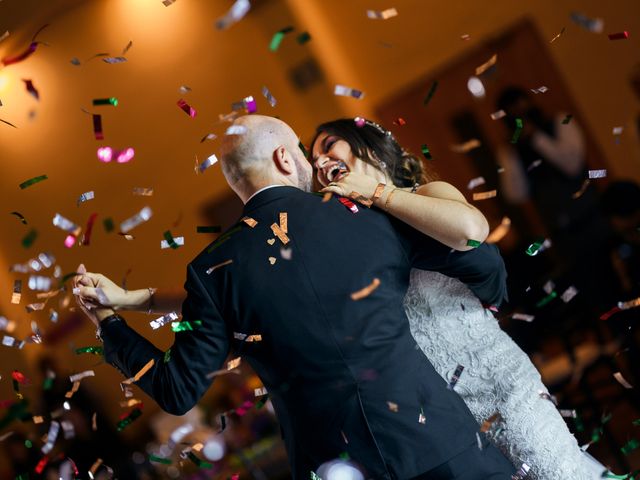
[
  {"x1": 262, "y1": 86, "x2": 277, "y2": 107},
  {"x1": 490, "y1": 110, "x2": 506, "y2": 120},
  {"x1": 334, "y1": 85, "x2": 365, "y2": 99},
  {"x1": 177, "y1": 98, "x2": 196, "y2": 117},
  {"x1": 120, "y1": 207, "x2": 152, "y2": 233},
  {"x1": 52, "y1": 213, "x2": 81, "y2": 236},
  {"x1": 269, "y1": 26, "x2": 294, "y2": 52},
  {"x1": 510, "y1": 118, "x2": 523, "y2": 144},
  {"x1": 227, "y1": 357, "x2": 242, "y2": 370},
  {"x1": 612, "y1": 126, "x2": 624, "y2": 135},
  {"x1": 447, "y1": 364, "x2": 464, "y2": 390},
  {"x1": 530, "y1": 86, "x2": 549, "y2": 94},
  {"x1": 116, "y1": 407, "x2": 143, "y2": 431},
  {"x1": 418, "y1": 408, "x2": 426, "y2": 424},
  {"x1": 512, "y1": 312, "x2": 535, "y2": 322},
  {"x1": 351, "y1": 278, "x2": 381, "y2": 301},
  {"x1": 621, "y1": 439, "x2": 639, "y2": 455},
  {"x1": 102, "y1": 56, "x2": 126, "y2": 64},
  {"x1": 570, "y1": 12, "x2": 604, "y2": 33},
  {"x1": 242, "y1": 217, "x2": 258, "y2": 227},
  {"x1": 77, "y1": 191, "x2": 94, "y2": 206},
  {"x1": 11, "y1": 280, "x2": 22, "y2": 304},
  {"x1": 65, "y1": 381, "x2": 80, "y2": 399},
  {"x1": 512, "y1": 463, "x2": 531, "y2": 480},
  {"x1": 19, "y1": 174, "x2": 48, "y2": 190},
  {"x1": 195, "y1": 153, "x2": 218, "y2": 174},
  {"x1": 480, "y1": 412, "x2": 501, "y2": 432},
  {"x1": 41, "y1": 421, "x2": 60, "y2": 454},
  {"x1": 122, "y1": 359, "x2": 155, "y2": 385},
  {"x1": 613, "y1": 372, "x2": 633, "y2": 389},
  {"x1": 549, "y1": 27, "x2": 566, "y2": 43},
  {"x1": 393, "y1": 117, "x2": 406, "y2": 126},
  {"x1": 215, "y1": 0, "x2": 251, "y2": 30},
  {"x1": 127, "y1": 188, "x2": 153, "y2": 199},
  {"x1": 467, "y1": 176, "x2": 485, "y2": 190},
  {"x1": 366, "y1": 8, "x2": 398, "y2": 20},
  {"x1": 472, "y1": 190, "x2": 496, "y2": 201},
  {"x1": 466, "y1": 239, "x2": 482, "y2": 248},
  {"x1": 608, "y1": 31, "x2": 629, "y2": 40},
  {"x1": 536, "y1": 291, "x2": 558, "y2": 308},
  {"x1": 150, "y1": 312, "x2": 179, "y2": 330},
  {"x1": 618, "y1": 297, "x2": 640, "y2": 310},
  {"x1": 69, "y1": 370, "x2": 95, "y2": 383},
  {"x1": 149, "y1": 455, "x2": 172, "y2": 464},
  {"x1": 92, "y1": 97, "x2": 118, "y2": 107},
  {"x1": 75, "y1": 346, "x2": 103, "y2": 355},
  {"x1": 233, "y1": 332, "x2": 262, "y2": 342},
  {"x1": 22, "y1": 79, "x2": 39, "y2": 100},
  {"x1": 461, "y1": 34, "x2": 470, "y2": 40},
  {"x1": 297, "y1": 31, "x2": 311, "y2": 44},
  {"x1": 560, "y1": 286, "x2": 578, "y2": 303},
  {"x1": 451, "y1": 139, "x2": 481, "y2": 153},
  {"x1": 475, "y1": 53, "x2": 497, "y2": 76},
  {"x1": 97, "y1": 146, "x2": 135, "y2": 163},
  {"x1": 162, "y1": 0, "x2": 177, "y2": 5},
  {"x1": 226, "y1": 125, "x2": 247, "y2": 135},
  {"x1": 206, "y1": 259, "x2": 233, "y2": 274},
  {"x1": 171, "y1": 320, "x2": 202, "y2": 332},
  {"x1": 271, "y1": 223, "x2": 290, "y2": 245},
  {"x1": 421, "y1": 144, "x2": 432, "y2": 160},
  {"x1": 526, "y1": 239, "x2": 544, "y2": 256},
  {"x1": 161, "y1": 231, "x2": 183, "y2": 249},
  {"x1": 572, "y1": 179, "x2": 591, "y2": 199},
  {"x1": 588, "y1": 169, "x2": 607, "y2": 179},
  {"x1": 423, "y1": 81, "x2": 438, "y2": 105},
  {"x1": 255, "y1": 387, "x2": 268, "y2": 396}
]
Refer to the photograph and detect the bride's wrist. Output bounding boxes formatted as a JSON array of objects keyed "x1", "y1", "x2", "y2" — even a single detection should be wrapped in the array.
[
  {"x1": 374, "y1": 185, "x2": 396, "y2": 209},
  {"x1": 124, "y1": 288, "x2": 152, "y2": 312}
]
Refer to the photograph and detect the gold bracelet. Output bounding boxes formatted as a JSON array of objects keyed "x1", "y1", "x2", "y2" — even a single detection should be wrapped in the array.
[{"x1": 384, "y1": 187, "x2": 398, "y2": 210}]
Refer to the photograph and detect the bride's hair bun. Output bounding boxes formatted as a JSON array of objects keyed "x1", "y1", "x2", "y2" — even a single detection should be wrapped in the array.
[{"x1": 392, "y1": 151, "x2": 429, "y2": 188}]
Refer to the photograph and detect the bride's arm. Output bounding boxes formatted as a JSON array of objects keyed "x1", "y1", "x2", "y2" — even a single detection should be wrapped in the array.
[{"x1": 375, "y1": 181, "x2": 490, "y2": 251}]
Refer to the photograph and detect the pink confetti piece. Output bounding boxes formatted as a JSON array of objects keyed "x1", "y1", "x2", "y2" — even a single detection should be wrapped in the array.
[{"x1": 177, "y1": 99, "x2": 196, "y2": 117}]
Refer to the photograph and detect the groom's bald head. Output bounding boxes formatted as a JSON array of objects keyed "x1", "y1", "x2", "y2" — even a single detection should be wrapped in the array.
[{"x1": 220, "y1": 115, "x2": 312, "y2": 202}]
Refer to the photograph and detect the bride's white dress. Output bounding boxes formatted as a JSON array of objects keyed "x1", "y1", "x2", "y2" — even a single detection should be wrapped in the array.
[{"x1": 403, "y1": 269, "x2": 606, "y2": 480}]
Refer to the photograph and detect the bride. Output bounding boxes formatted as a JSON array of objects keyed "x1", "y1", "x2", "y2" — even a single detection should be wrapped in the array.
[{"x1": 76, "y1": 117, "x2": 607, "y2": 479}]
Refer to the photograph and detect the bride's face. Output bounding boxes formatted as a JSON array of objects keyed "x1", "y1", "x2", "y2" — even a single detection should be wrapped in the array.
[{"x1": 311, "y1": 131, "x2": 387, "y2": 187}]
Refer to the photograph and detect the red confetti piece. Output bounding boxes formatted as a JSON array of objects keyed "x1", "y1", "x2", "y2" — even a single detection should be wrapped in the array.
[
  {"x1": 177, "y1": 99, "x2": 196, "y2": 117},
  {"x1": 608, "y1": 31, "x2": 629, "y2": 40},
  {"x1": 83, "y1": 213, "x2": 98, "y2": 246},
  {"x1": 338, "y1": 197, "x2": 359, "y2": 213},
  {"x1": 2, "y1": 42, "x2": 38, "y2": 66},
  {"x1": 92, "y1": 114, "x2": 104, "y2": 140},
  {"x1": 599, "y1": 306, "x2": 621, "y2": 320},
  {"x1": 11, "y1": 370, "x2": 29, "y2": 385}
]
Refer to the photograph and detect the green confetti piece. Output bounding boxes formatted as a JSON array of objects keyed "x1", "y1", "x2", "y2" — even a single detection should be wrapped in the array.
[
  {"x1": 622, "y1": 438, "x2": 640, "y2": 455},
  {"x1": 535, "y1": 291, "x2": 557, "y2": 308},
  {"x1": 421, "y1": 144, "x2": 432, "y2": 160},
  {"x1": 310, "y1": 473, "x2": 321, "y2": 480},
  {"x1": 16, "y1": 473, "x2": 28, "y2": 480},
  {"x1": 103, "y1": 217, "x2": 114, "y2": 233},
  {"x1": 75, "y1": 346, "x2": 104, "y2": 356},
  {"x1": 21, "y1": 229, "x2": 37, "y2": 248},
  {"x1": 510, "y1": 117, "x2": 523, "y2": 144},
  {"x1": 603, "y1": 472, "x2": 635, "y2": 479},
  {"x1": 149, "y1": 454, "x2": 172, "y2": 464},
  {"x1": 163, "y1": 349, "x2": 172, "y2": 363},
  {"x1": 525, "y1": 239, "x2": 544, "y2": 256},
  {"x1": 297, "y1": 31, "x2": 311, "y2": 44},
  {"x1": 116, "y1": 407, "x2": 142, "y2": 431},
  {"x1": 561, "y1": 114, "x2": 573, "y2": 124},
  {"x1": 196, "y1": 225, "x2": 222, "y2": 233},
  {"x1": 163, "y1": 230, "x2": 180, "y2": 249},
  {"x1": 24, "y1": 439, "x2": 32, "y2": 448},
  {"x1": 269, "y1": 27, "x2": 293, "y2": 52},
  {"x1": 42, "y1": 377, "x2": 54, "y2": 391},
  {"x1": 572, "y1": 414, "x2": 584, "y2": 432},
  {"x1": 187, "y1": 451, "x2": 212, "y2": 469},
  {"x1": 423, "y1": 80, "x2": 438, "y2": 106},
  {"x1": 466, "y1": 239, "x2": 482, "y2": 248},
  {"x1": 255, "y1": 396, "x2": 268, "y2": 409},
  {"x1": 93, "y1": 97, "x2": 118, "y2": 106},
  {"x1": 171, "y1": 320, "x2": 202, "y2": 332},
  {"x1": 339, "y1": 452, "x2": 350, "y2": 461},
  {"x1": 19, "y1": 174, "x2": 48, "y2": 190}
]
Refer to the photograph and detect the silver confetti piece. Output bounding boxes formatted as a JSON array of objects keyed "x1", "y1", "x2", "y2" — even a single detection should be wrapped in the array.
[
  {"x1": 120, "y1": 207, "x2": 152, "y2": 233},
  {"x1": 150, "y1": 312, "x2": 179, "y2": 330}
]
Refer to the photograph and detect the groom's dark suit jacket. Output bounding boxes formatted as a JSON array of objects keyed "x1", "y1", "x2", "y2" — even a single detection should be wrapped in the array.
[{"x1": 102, "y1": 186, "x2": 508, "y2": 479}]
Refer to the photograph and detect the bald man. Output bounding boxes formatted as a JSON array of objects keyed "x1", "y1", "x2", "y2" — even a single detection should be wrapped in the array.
[{"x1": 87, "y1": 115, "x2": 514, "y2": 479}]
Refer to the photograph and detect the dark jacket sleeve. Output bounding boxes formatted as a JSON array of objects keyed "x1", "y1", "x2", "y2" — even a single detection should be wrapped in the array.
[
  {"x1": 394, "y1": 219, "x2": 508, "y2": 307},
  {"x1": 102, "y1": 263, "x2": 230, "y2": 415}
]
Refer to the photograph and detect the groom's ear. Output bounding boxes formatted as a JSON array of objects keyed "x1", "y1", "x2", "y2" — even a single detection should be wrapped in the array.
[{"x1": 273, "y1": 145, "x2": 295, "y2": 175}]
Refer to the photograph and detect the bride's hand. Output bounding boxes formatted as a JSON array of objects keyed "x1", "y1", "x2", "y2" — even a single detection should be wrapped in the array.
[{"x1": 319, "y1": 171, "x2": 382, "y2": 201}]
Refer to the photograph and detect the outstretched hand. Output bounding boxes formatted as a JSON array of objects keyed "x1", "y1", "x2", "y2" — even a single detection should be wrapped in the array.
[{"x1": 319, "y1": 171, "x2": 381, "y2": 201}]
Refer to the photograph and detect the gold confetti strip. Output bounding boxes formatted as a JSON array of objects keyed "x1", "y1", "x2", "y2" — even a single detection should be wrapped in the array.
[
  {"x1": 351, "y1": 278, "x2": 381, "y2": 301},
  {"x1": 387, "y1": 401, "x2": 399, "y2": 412},
  {"x1": 270, "y1": 224, "x2": 289, "y2": 245},
  {"x1": 11, "y1": 280, "x2": 21, "y2": 304},
  {"x1": 613, "y1": 372, "x2": 633, "y2": 389},
  {"x1": 89, "y1": 459, "x2": 103, "y2": 476},
  {"x1": 206, "y1": 259, "x2": 233, "y2": 275},
  {"x1": 472, "y1": 190, "x2": 497, "y2": 201},
  {"x1": 122, "y1": 359, "x2": 155, "y2": 385},
  {"x1": 227, "y1": 357, "x2": 241, "y2": 370},
  {"x1": 475, "y1": 53, "x2": 497, "y2": 76},
  {"x1": 450, "y1": 139, "x2": 481, "y2": 153},
  {"x1": 322, "y1": 192, "x2": 332, "y2": 202},
  {"x1": 32, "y1": 415, "x2": 44, "y2": 424},
  {"x1": 65, "y1": 381, "x2": 80, "y2": 399},
  {"x1": 242, "y1": 216, "x2": 257, "y2": 228},
  {"x1": 92, "y1": 412, "x2": 97, "y2": 431},
  {"x1": 490, "y1": 110, "x2": 506, "y2": 120},
  {"x1": 480, "y1": 412, "x2": 501, "y2": 432},
  {"x1": 119, "y1": 398, "x2": 143, "y2": 408},
  {"x1": 572, "y1": 179, "x2": 590, "y2": 199},
  {"x1": 279, "y1": 212, "x2": 288, "y2": 234},
  {"x1": 486, "y1": 217, "x2": 511, "y2": 244}
]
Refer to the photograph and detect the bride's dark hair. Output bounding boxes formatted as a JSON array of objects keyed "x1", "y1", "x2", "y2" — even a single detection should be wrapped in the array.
[{"x1": 311, "y1": 118, "x2": 437, "y2": 188}]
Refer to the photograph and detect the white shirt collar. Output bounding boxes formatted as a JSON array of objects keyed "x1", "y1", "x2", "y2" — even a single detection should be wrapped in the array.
[{"x1": 245, "y1": 184, "x2": 286, "y2": 204}]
